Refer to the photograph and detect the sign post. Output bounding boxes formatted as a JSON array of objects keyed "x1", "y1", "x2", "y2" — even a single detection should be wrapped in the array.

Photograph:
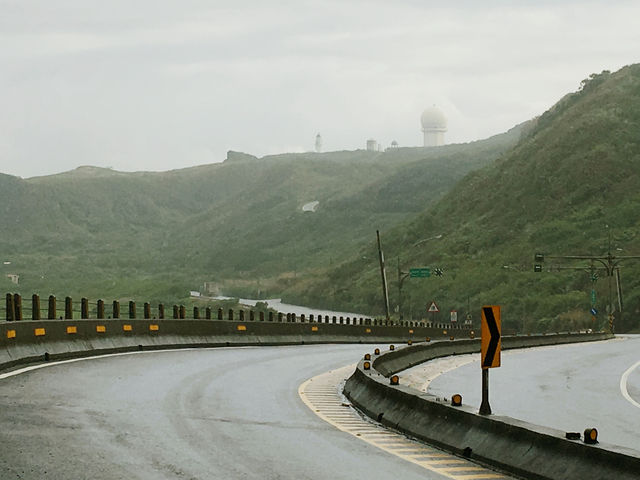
[{"x1": 480, "y1": 305, "x2": 501, "y2": 415}]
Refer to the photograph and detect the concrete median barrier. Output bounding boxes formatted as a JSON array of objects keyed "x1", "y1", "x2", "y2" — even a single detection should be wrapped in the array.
[{"x1": 344, "y1": 332, "x2": 640, "y2": 480}]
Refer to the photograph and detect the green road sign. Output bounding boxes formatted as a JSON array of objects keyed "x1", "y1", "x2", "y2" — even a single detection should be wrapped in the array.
[{"x1": 410, "y1": 267, "x2": 431, "y2": 278}]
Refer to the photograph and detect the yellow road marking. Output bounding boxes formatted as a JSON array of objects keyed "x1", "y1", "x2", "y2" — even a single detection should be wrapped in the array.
[{"x1": 299, "y1": 365, "x2": 514, "y2": 480}]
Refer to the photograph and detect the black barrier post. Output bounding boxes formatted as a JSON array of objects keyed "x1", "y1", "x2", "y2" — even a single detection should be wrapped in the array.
[
  {"x1": 269, "y1": 312, "x2": 274, "y2": 322},
  {"x1": 249, "y1": 310, "x2": 254, "y2": 322},
  {"x1": 14, "y1": 294, "x2": 22, "y2": 321},
  {"x1": 229, "y1": 309, "x2": 234, "y2": 321},
  {"x1": 144, "y1": 303, "x2": 151, "y2": 319},
  {"x1": 113, "y1": 300, "x2": 120, "y2": 319},
  {"x1": 173, "y1": 305, "x2": 179, "y2": 319},
  {"x1": 179, "y1": 305, "x2": 186, "y2": 319},
  {"x1": 278, "y1": 312, "x2": 283, "y2": 322},
  {"x1": 32, "y1": 294, "x2": 40, "y2": 320},
  {"x1": 81, "y1": 298, "x2": 89, "y2": 319},
  {"x1": 479, "y1": 369, "x2": 492, "y2": 415},
  {"x1": 206, "y1": 307, "x2": 211, "y2": 320},
  {"x1": 97, "y1": 300, "x2": 105, "y2": 319},
  {"x1": 301, "y1": 314, "x2": 306, "y2": 323},
  {"x1": 260, "y1": 311, "x2": 265, "y2": 322},
  {"x1": 65, "y1": 297, "x2": 73, "y2": 320},
  {"x1": 218, "y1": 308, "x2": 223, "y2": 320},
  {"x1": 129, "y1": 301, "x2": 136, "y2": 319},
  {"x1": 239, "y1": 310, "x2": 245, "y2": 321},
  {"x1": 193, "y1": 307, "x2": 200, "y2": 319},
  {"x1": 48, "y1": 295, "x2": 56, "y2": 320},
  {"x1": 158, "y1": 304, "x2": 165, "y2": 319},
  {"x1": 6, "y1": 293, "x2": 15, "y2": 321}
]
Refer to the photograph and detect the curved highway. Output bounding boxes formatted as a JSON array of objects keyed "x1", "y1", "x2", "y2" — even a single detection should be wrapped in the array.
[
  {"x1": 0, "y1": 344, "x2": 511, "y2": 480},
  {"x1": 427, "y1": 335, "x2": 640, "y2": 451}
]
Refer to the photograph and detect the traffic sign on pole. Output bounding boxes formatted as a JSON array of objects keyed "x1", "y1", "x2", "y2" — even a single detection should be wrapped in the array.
[
  {"x1": 481, "y1": 305, "x2": 501, "y2": 369},
  {"x1": 410, "y1": 268, "x2": 431, "y2": 278},
  {"x1": 450, "y1": 310, "x2": 457, "y2": 323},
  {"x1": 427, "y1": 301, "x2": 440, "y2": 313}
]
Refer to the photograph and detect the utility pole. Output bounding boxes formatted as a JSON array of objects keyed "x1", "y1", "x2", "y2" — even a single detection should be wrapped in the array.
[{"x1": 377, "y1": 230, "x2": 390, "y2": 321}]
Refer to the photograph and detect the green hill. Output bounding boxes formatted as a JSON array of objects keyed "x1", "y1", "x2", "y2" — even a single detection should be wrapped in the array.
[
  {"x1": 288, "y1": 65, "x2": 640, "y2": 333},
  {"x1": 0, "y1": 129, "x2": 521, "y2": 304}
]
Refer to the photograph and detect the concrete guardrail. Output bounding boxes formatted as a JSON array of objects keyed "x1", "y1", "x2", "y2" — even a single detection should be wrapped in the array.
[{"x1": 344, "y1": 332, "x2": 640, "y2": 480}]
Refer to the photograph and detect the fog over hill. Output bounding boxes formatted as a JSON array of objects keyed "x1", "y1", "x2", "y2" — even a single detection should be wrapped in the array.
[
  {"x1": 1, "y1": 128, "x2": 523, "y2": 304},
  {"x1": 290, "y1": 65, "x2": 640, "y2": 334}
]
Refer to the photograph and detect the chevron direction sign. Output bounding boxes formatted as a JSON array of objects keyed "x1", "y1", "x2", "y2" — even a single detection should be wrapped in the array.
[{"x1": 481, "y1": 305, "x2": 501, "y2": 369}]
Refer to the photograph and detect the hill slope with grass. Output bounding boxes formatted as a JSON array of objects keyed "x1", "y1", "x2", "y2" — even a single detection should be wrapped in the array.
[
  {"x1": 287, "y1": 65, "x2": 640, "y2": 333},
  {"x1": 0, "y1": 127, "x2": 522, "y2": 304}
]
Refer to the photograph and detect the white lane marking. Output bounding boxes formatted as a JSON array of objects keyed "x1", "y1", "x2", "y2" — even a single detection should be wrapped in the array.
[
  {"x1": 0, "y1": 346, "x2": 257, "y2": 380},
  {"x1": 620, "y1": 360, "x2": 640, "y2": 409}
]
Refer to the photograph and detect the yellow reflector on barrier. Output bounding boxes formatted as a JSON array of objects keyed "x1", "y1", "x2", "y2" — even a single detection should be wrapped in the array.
[
  {"x1": 409, "y1": 329, "x2": 414, "y2": 334},
  {"x1": 34, "y1": 328, "x2": 46, "y2": 337},
  {"x1": 96, "y1": 325, "x2": 106, "y2": 333},
  {"x1": 443, "y1": 329, "x2": 447, "y2": 335},
  {"x1": 390, "y1": 375, "x2": 399, "y2": 385},
  {"x1": 365, "y1": 328, "x2": 372, "y2": 333},
  {"x1": 311, "y1": 326, "x2": 319, "y2": 332},
  {"x1": 389, "y1": 345, "x2": 395, "y2": 351},
  {"x1": 364, "y1": 353, "x2": 371, "y2": 360},
  {"x1": 363, "y1": 361, "x2": 371, "y2": 370},
  {"x1": 7, "y1": 330, "x2": 16, "y2": 339},
  {"x1": 66, "y1": 326, "x2": 77, "y2": 334},
  {"x1": 374, "y1": 348, "x2": 380, "y2": 355},
  {"x1": 123, "y1": 324, "x2": 132, "y2": 332},
  {"x1": 237, "y1": 325, "x2": 247, "y2": 331},
  {"x1": 149, "y1": 324, "x2": 159, "y2": 331},
  {"x1": 451, "y1": 394, "x2": 463, "y2": 406}
]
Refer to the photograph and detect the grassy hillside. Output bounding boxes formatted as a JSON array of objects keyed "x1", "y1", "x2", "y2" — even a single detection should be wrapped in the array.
[
  {"x1": 0, "y1": 128, "x2": 521, "y2": 305},
  {"x1": 288, "y1": 65, "x2": 640, "y2": 333}
]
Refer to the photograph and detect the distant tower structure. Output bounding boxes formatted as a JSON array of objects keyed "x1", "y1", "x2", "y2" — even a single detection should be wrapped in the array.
[
  {"x1": 390, "y1": 140, "x2": 399, "y2": 148},
  {"x1": 366, "y1": 139, "x2": 377, "y2": 151},
  {"x1": 315, "y1": 133, "x2": 323, "y2": 153},
  {"x1": 421, "y1": 105, "x2": 447, "y2": 147}
]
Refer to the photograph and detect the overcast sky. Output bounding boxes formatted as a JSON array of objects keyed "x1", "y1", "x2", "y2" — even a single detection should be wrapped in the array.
[{"x1": 1, "y1": 1, "x2": 640, "y2": 178}]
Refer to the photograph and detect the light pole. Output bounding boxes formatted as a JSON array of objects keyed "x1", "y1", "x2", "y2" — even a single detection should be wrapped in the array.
[{"x1": 397, "y1": 234, "x2": 443, "y2": 320}]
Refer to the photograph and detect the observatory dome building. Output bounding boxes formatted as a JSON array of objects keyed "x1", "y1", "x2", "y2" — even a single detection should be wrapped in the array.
[{"x1": 421, "y1": 105, "x2": 447, "y2": 147}]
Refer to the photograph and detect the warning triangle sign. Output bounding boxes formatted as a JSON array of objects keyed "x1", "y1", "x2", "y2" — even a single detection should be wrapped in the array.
[{"x1": 427, "y1": 301, "x2": 440, "y2": 313}]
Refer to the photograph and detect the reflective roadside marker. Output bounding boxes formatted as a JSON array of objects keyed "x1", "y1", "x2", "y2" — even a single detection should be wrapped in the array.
[
  {"x1": 66, "y1": 326, "x2": 77, "y2": 334},
  {"x1": 390, "y1": 375, "x2": 399, "y2": 385},
  {"x1": 149, "y1": 324, "x2": 159, "y2": 331},
  {"x1": 407, "y1": 340, "x2": 412, "y2": 345},
  {"x1": 236, "y1": 325, "x2": 246, "y2": 331},
  {"x1": 34, "y1": 328, "x2": 46, "y2": 337},
  {"x1": 6, "y1": 330, "x2": 16, "y2": 339},
  {"x1": 409, "y1": 329, "x2": 414, "y2": 334},
  {"x1": 311, "y1": 326, "x2": 319, "y2": 332},
  {"x1": 365, "y1": 328, "x2": 372, "y2": 333},
  {"x1": 374, "y1": 348, "x2": 380, "y2": 355},
  {"x1": 123, "y1": 324, "x2": 132, "y2": 332},
  {"x1": 363, "y1": 361, "x2": 371, "y2": 370},
  {"x1": 451, "y1": 394, "x2": 462, "y2": 406},
  {"x1": 389, "y1": 345, "x2": 395, "y2": 351},
  {"x1": 425, "y1": 337, "x2": 431, "y2": 342},
  {"x1": 449, "y1": 336, "x2": 455, "y2": 341},
  {"x1": 364, "y1": 353, "x2": 371, "y2": 360},
  {"x1": 584, "y1": 428, "x2": 598, "y2": 444},
  {"x1": 96, "y1": 325, "x2": 106, "y2": 333},
  {"x1": 443, "y1": 330, "x2": 447, "y2": 335}
]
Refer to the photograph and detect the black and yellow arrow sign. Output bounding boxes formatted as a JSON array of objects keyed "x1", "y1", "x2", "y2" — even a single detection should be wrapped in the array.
[{"x1": 481, "y1": 306, "x2": 501, "y2": 369}]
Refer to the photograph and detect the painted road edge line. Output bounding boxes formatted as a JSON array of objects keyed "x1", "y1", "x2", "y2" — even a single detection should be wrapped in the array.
[{"x1": 620, "y1": 360, "x2": 640, "y2": 410}]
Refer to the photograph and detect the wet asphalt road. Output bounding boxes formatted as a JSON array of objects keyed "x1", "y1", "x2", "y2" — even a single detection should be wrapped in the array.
[
  {"x1": 428, "y1": 335, "x2": 640, "y2": 451},
  {"x1": 1, "y1": 344, "x2": 456, "y2": 480}
]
